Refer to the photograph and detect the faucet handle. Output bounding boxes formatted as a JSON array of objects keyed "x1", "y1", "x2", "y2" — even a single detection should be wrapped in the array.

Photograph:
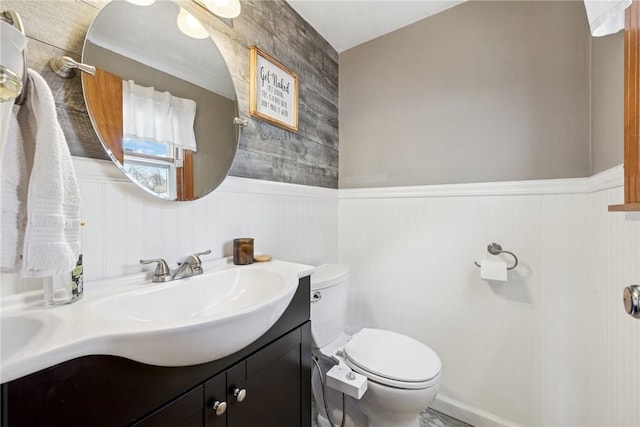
[
  {"x1": 181, "y1": 250, "x2": 212, "y2": 274},
  {"x1": 140, "y1": 258, "x2": 171, "y2": 282},
  {"x1": 193, "y1": 249, "x2": 212, "y2": 262}
]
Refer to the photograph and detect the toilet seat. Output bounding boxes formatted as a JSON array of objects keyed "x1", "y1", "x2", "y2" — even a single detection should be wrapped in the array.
[{"x1": 344, "y1": 328, "x2": 441, "y2": 390}]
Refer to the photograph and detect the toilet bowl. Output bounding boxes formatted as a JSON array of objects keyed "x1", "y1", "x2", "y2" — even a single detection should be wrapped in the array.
[{"x1": 311, "y1": 264, "x2": 441, "y2": 427}]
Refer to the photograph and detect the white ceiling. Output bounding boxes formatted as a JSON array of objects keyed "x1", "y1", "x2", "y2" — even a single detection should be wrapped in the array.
[{"x1": 285, "y1": 0, "x2": 466, "y2": 52}]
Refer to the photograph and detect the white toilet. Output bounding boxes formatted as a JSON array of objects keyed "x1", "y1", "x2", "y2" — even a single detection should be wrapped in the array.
[{"x1": 311, "y1": 264, "x2": 442, "y2": 427}]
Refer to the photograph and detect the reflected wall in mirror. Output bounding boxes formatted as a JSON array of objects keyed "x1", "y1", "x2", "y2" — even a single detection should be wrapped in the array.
[{"x1": 82, "y1": 1, "x2": 239, "y2": 201}]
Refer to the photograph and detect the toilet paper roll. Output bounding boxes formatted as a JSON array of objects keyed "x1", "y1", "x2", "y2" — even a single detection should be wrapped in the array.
[{"x1": 480, "y1": 259, "x2": 508, "y2": 282}]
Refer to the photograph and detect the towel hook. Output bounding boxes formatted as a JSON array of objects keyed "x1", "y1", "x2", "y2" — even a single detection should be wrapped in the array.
[{"x1": 474, "y1": 243, "x2": 518, "y2": 270}]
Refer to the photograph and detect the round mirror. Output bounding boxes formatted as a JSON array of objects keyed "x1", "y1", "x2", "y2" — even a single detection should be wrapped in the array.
[{"x1": 82, "y1": 1, "x2": 239, "y2": 201}]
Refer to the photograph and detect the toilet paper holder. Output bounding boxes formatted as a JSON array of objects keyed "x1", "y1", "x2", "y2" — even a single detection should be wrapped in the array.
[{"x1": 474, "y1": 243, "x2": 518, "y2": 270}]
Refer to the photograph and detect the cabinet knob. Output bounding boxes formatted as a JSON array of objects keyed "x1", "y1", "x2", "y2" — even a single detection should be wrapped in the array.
[
  {"x1": 211, "y1": 400, "x2": 227, "y2": 416},
  {"x1": 233, "y1": 387, "x2": 247, "y2": 402}
]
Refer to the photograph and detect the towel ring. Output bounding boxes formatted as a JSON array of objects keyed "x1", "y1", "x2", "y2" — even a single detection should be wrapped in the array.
[
  {"x1": 474, "y1": 243, "x2": 518, "y2": 270},
  {"x1": 1, "y1": 10, "x2": 27, "y2": 105}
]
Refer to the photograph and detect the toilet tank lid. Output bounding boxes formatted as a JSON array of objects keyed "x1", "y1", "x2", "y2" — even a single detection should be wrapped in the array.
[{"x1": 311, "y1": 264, "x2": 349, "y2": 290}]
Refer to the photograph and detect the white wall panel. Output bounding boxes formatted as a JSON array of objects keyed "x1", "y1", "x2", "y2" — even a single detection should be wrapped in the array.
[
  {"x1": 1, "y1": 158, "x2": 338, "y2": 295},
  {"x1": 4, "y1": 157, "x2": 639, "y2": 426},
  {"x1": 79, "y1": 181, "x2": 106, "y2": 282},
  {"x1": 339, "y1": 167, "x2": 640, "y2": 426}
]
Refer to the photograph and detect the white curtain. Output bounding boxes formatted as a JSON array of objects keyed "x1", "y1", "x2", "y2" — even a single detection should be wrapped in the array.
[
  {"x1": 122, "y1": 80, "x2": 197, "y2": 152},
  {"x1": 584, "y1": 0, "x2": 631, "y2": 37}
]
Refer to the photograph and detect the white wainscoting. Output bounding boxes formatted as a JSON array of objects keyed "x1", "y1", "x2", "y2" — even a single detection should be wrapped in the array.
[
  {"x1": 5, "y1": 158, "x2": 640, "y2": 426},
  {"x1": 0, "y1": 157, "x2": 338, "y2": 295},
  {"x1": 339, "y1": 165, "x2": 640, "y2": 427}
]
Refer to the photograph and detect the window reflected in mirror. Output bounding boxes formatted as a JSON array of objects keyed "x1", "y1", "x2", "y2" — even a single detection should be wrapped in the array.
[{"x1": 123, "y1": 138, "x2": 177, "y2": 199}]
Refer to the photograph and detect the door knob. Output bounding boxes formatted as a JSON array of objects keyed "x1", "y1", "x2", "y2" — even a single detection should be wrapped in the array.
[{"x1": 623, "y1": 285, "x2": 640, "y2": 318}]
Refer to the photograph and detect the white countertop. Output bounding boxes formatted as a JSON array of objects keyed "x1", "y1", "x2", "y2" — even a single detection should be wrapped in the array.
[{"x1": 1, "y1": 258, "x2": 314, "y2": 383}]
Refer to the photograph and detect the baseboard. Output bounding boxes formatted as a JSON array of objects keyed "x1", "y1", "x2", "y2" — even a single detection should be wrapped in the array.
[{"x1": 431, "y1": 394, "x2": 520, "y2": 427}]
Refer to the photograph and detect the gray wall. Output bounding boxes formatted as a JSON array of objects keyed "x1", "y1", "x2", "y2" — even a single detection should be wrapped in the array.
[
  {"x1": 339, "y1": 1, "x2": 592, "y2": 188},
  {"x1": 591, "y1": 32, "x2": 624, "y2": 175},
  {"x1": 5, "y1": 0, "x2": 339, "y2": 189}
]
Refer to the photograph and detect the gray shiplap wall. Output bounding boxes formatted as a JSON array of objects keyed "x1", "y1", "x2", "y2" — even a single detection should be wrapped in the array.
[{"x1": 3, "y1": 0, "x2": 339, "y2": 189}]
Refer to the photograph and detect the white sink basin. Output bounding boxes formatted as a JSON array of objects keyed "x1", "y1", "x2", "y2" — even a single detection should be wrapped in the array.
[
  {"x1": 95, "y1": 269, "x2": 289, "y2": 322},
  {"x1": 0, "y1": 259, "x2": 313, "y2": 383},
  {"x1": 91, "y1": 267, "x2": 297, "y2": 366}
]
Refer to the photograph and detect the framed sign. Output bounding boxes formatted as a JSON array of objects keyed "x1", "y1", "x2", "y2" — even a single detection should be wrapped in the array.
[{"x1": 249, "y1": 46, "x2": 299, "y2": 132}]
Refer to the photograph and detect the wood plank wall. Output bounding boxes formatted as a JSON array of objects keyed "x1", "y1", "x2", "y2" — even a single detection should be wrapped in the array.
[{"x1": 3, "y1": 0, "x2": 339, "y2": 189}]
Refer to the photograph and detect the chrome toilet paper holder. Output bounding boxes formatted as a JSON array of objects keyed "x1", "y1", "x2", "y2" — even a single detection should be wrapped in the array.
[{"x1": 474, "y1": 243, "x2": 518, "y2": 270}]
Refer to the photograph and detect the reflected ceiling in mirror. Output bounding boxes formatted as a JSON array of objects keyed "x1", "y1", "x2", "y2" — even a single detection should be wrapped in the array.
[{"x1": 82, "y1": 1, "x2": 239, "y2": 201}]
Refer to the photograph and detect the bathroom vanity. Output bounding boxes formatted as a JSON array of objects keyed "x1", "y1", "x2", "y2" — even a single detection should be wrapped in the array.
[{"x1": 0, "y1": 274, "x2": 311, "y2": 427}]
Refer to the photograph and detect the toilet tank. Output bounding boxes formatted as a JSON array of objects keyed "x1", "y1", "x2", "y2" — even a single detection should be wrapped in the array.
[{"x1": 310, "y1": 264, "x2": 349, "y2": 349}]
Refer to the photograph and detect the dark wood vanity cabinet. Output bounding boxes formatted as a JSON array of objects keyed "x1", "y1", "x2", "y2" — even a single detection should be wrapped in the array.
[
  {"x1": 1, "y1": 277, "x2": 311, "y2": 427},
  {"x1": 136, "y1": 326, "x2": 308, "y2": 427},
  {"x1": 136, "y1": 385, "x2": 205, "y2": 427},
  {"x1": 224, "y1": 328, "x2": 304, "y2": 427}
]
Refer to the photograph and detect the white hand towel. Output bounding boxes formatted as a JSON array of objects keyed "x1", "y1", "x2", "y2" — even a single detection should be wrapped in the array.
[
  {"x1": 16, "y1": 69, "x2": 81, "y2": 277},
  {"x1": 584, "y1": 0, "x2": 631, "y2": 37},
  {"x1": 1, "y1": 112, "x2": 28, "y2": 271}
]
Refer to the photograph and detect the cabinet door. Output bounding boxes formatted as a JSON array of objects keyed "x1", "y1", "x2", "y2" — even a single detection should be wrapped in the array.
[
  {"x1": 134, "y1": 385, "x2": 203, "y2": 427},
  {"x1": 226, "y1": 328, "x2": 302, "y2": 427},
  {"x1": 204, "y1": 372, "x2": 227, "y2": 426}
]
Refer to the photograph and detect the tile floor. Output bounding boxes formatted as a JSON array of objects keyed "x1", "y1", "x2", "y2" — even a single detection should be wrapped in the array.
[
  {"x1": 311, "y1": 407, "x2": 472, "y2": 427},
  {"x1": 420, "y1": 408, "x2": 473, "y2": 427}
]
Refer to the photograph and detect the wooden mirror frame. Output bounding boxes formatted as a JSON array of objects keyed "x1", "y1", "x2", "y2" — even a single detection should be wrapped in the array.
[{"x1": 609, "y1": 0, "x2": 640, "y2": 211}]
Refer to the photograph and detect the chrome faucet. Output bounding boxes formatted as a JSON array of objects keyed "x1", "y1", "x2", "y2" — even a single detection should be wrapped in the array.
[
  {"x1": 173, "y1": 250, "x2": 211, "y2": 280},
  {"x1": 140, "y1": 250, "x2": 211, "y2": 283}
]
